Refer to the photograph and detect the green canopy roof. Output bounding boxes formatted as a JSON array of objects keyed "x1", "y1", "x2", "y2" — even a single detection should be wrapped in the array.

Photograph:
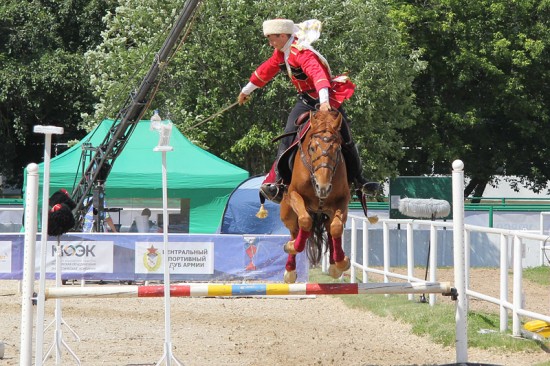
[{"x1": 30, "y1": 119, "x2": 249, "y2": 233}]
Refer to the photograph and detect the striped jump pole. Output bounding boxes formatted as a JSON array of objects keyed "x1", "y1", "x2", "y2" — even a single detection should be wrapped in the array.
[{"x1": 45, "y1": 282, "x2": 456, "y2": 299}]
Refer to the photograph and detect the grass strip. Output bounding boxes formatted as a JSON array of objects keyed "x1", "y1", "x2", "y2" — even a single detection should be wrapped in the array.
[
  {"x1": 524, "y1": 266, "x2": 550, "y2": 286},
  {"x1": 309, "y1": 267, "x2": 549, "y2": 358}
]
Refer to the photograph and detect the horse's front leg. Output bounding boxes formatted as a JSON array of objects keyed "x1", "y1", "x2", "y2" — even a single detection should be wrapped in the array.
[
  {"x1": 328, "y1": 208, "x2": 350, "y2": 279},
  {"x1": 284, "y1": 253, "x2": 297, "y2": 283},
  {"x1": 282, "y1": 190, "x2": 312, "y2": 255},
  {"x1": 280, "y1": 190, "x2": 312, "y2": 283}
]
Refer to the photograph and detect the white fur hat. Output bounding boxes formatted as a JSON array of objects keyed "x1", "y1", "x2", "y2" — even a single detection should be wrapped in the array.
[{"x1": 262, "y1": 19, "x2": 295, "y2": 36}]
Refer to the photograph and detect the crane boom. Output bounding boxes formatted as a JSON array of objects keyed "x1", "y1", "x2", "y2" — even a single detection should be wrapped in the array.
[{"x1": 71, "y1": 0, "x2": 201, "y2": 231}]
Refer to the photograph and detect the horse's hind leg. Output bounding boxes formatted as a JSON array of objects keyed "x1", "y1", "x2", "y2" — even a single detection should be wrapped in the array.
[
  {"x1": 327, "y1": 233, "x2": 339, "y2": 278},
  {"x1": 328, "y1": 209, "x2": 350, "y2": 278}
]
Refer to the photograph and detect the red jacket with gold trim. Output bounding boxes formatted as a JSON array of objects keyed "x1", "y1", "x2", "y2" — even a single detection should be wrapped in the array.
[{"x1": 248, "y1": 41, "x2": 355, "y2": 109}]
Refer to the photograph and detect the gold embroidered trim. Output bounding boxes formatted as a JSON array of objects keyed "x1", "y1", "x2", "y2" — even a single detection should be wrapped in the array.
[{"x1": 254, "y1": 71, "x2": 267, "y2": 83}]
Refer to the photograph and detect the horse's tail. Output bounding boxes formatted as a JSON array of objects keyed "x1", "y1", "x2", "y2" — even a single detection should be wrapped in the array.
[{"x1": 306, "y1": 213, "x2": 328, "y2": 266}]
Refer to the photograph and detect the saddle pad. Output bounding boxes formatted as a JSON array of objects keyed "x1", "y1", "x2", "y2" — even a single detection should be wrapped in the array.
[{"x1": 277, "y1": 121, "x2": 311, "y2": 184}]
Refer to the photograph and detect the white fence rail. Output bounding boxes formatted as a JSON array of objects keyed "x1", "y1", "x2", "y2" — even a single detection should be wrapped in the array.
[{"x1": 347, "y1": 213, "x2": 550, "y2": 338}]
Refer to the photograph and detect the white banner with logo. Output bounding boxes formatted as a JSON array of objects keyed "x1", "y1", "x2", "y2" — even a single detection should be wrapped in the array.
[
  {"x1": 37, "y1": 240, "x2": 115, "y2": 273},
  {"x1": 135, "y1": 241, "x2": 214, "y2": 275}
]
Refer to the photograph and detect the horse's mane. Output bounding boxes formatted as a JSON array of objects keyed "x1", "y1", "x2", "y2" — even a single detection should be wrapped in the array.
[{"x1": 309, "y1": 111, "x2": 341, "y2": 137}]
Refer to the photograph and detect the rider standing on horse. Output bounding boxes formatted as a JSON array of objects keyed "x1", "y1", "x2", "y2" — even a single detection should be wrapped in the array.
[{"x1": 238, "y1": 18, "x2": 377, "y2": 203}]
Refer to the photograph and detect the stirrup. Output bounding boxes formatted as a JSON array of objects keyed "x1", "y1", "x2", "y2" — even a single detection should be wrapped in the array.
[{"x1": 260, "y1": 183, "x2": 285, "y2": 204}]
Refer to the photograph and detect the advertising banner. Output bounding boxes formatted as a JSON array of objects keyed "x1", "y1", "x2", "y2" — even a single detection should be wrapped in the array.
[{"x1": 0, "y1": 233, "x2": 308, "y2": 283}]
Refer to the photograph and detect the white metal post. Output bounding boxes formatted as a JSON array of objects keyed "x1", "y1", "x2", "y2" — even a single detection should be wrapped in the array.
[
  {"x1": 362, "y1": 220, "x2": 368, "y2": 283},
  {"x1": 151, "y1": 111, "x2": 182, "y2": 366},
  {"x1": 20, "y1": 163, "x2": 40, "y2": 365},
  {"x1": 406, "y1": 222, "x2": 414, "y2": 301},
  {"x1": 499, "y1": 233, "x2": 509, "y2": 332},
  {"x1": 382, "y1": 222, "x2": 390, "y2": 285},
  {"x1": 452, "y1": 159, "x2": 468, "y2": 363},
  {"x1": 464, "y1": 229, "x2": 471, "y2": 314},
  {"x1": 512, "y1": 235, "x2": 523, "y2": 337},
  {"x1": 350, "y1": 218, "x2": 357, "y2": 282},
  {"x1": 429, "y1": 224, "x2": 438, "y2": 306},
  {"x1": 539, "y1": 212, "x2": 549, "y2": 266},
  {"x1": 33, "y1": 125, "x2": 64, "y2": 366},
  {"x1": 155, "y1": 146, "x2": 181, "y2": 366},
  {"x1": 539, "y1": 213, "x2": 544, "y2": 266}
]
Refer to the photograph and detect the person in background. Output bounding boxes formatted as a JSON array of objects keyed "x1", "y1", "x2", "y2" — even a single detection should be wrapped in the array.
[
  {"x1": 129, "y1": 208, "x2": 159, "y2": 233},
  {"x1": 82, "y1": 196, "x2": 118, "y2": 233}
]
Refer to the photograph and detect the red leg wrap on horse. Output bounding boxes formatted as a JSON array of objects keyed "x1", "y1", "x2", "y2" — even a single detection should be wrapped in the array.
[
  {"x1": 285, "y1": 254, "x2": 296, "y2": 271},
  {"x1": 327, "y1": 234, "x2": 335, "y2": 264},
  {"x1": 332, "y1": 237, "x2": 345, "y2": 262},
  {"x1": 293, "y1": 228, "x2": 310, "y2": 253}
]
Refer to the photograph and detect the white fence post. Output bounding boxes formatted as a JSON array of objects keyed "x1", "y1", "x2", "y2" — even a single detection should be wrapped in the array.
[
  {"x1": 452, "y1": 159, "x2": 468, "y2": 363},
  {"x1": 362, "y1": 220, "x2": 368, "y2": 283},
  {"x1": 383, "y1": 221, "x2": 390, "y2": 284},
  {"x1": 499, "y1": 233, "x2": 509, "y2": 332},
  {"x1": 512, "y1": 235, "x2": 523, "y2": 337},
  {"x1": 429, "y1": 224, "x2": 438, "y2": 306},
  {"x1": 350, "y1": 218, "x2": 357, "y2": 283},
  {"x1": 539, "y1": 212, "x2": 550, "y2": 266},
  {"x1": 406, "y1": 222, "x2": 414, "y2": 301}
]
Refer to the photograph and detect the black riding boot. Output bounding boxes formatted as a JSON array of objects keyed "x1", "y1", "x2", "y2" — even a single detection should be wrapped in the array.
[
  {"x1": 260, "y1": 177, "x2": 285, "y2": 204},
  {"x1": 342, "y1": 142, "x2": 380, "y2": 195},
  {"x1": 260, "y1": 136, "x2": 292, "y2": 204}
]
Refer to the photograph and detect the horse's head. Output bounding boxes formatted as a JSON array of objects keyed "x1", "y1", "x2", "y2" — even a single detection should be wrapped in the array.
[{"x1": 303, "y1": 110, "x2": 343, "y2": 199}]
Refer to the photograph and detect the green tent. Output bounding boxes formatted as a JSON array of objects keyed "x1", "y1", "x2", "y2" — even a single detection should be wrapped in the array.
[{"x1": 29, "y1": 119, "x2": 249, "y2": 233}]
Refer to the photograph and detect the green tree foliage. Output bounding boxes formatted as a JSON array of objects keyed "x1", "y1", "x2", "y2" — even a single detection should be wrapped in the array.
[
  {"x1": 85, "y1": 0, "x2": 420, "y2": 178},
  {"x1": 0, "y1": 0, "x2": 116, "y2": 187},
  {"x1": 391, "y1": 0, "x2": 550, "y2": 195}
]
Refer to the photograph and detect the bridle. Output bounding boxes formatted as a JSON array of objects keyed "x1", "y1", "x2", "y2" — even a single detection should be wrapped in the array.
[{"x1": 298, "y1": 112, "x2": 343, "y2": 207}]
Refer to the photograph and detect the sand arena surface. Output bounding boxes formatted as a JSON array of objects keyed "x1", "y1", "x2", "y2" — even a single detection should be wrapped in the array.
[{"x1": 0, "y1": 270, "x2": 548, "y2": 366}]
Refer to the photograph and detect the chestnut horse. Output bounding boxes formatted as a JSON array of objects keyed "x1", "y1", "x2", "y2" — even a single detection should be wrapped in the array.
[{"x1": 280, "y1": 110, "x2": 351, "y2": 283}]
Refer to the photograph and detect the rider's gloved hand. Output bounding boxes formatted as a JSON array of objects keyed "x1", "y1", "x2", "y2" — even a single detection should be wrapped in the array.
[
  {"x1": 238, "y1": 92, "x2": 250, "y2": 105},
  {"x1": 319, "y1": 101, "x2": 331, "y2": 111}
]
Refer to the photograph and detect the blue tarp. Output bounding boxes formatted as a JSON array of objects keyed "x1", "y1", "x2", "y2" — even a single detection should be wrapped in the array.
[{"x1": 219, "y1": 176, "x2": 288, "y2": 235}]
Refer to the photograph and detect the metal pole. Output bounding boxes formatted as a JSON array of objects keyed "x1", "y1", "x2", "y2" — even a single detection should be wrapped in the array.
[
  {"x1": 362, "y1": 220, "x2": 368, "y2": 283},
  {"x1": 153, "y1": 143, "x2": 181, "y2": 365},
  {"x1": 406, "y1": 222, "x2": 414, "y2": 301},
  {"x1": 350, "y1": 218, "x2": 356, "y2": 282},
  {"x1": 512, "y1": 235, "x2": 523, "y2": 337},
  {"x1": 20, "y1": 164, "x2": 39, "y2": 365},
  {"x1": 429, "y1": 224, "x2": 438, "y2": 306},
  {"x1": 452, "y1": 159, "x2": 468, "y2": 363},
  {"x1": 499, "y1": 233, "x2": 509, "y2": 332},
  {"x1": 34, "y1": 125, "x2": 64, "y2": 366},
  {"x1": 539, "y1": 213, "x2": 544, "y2": 266},
  {"x1": 382, "y1": 222, "x2": 390, "y2": 284}
]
